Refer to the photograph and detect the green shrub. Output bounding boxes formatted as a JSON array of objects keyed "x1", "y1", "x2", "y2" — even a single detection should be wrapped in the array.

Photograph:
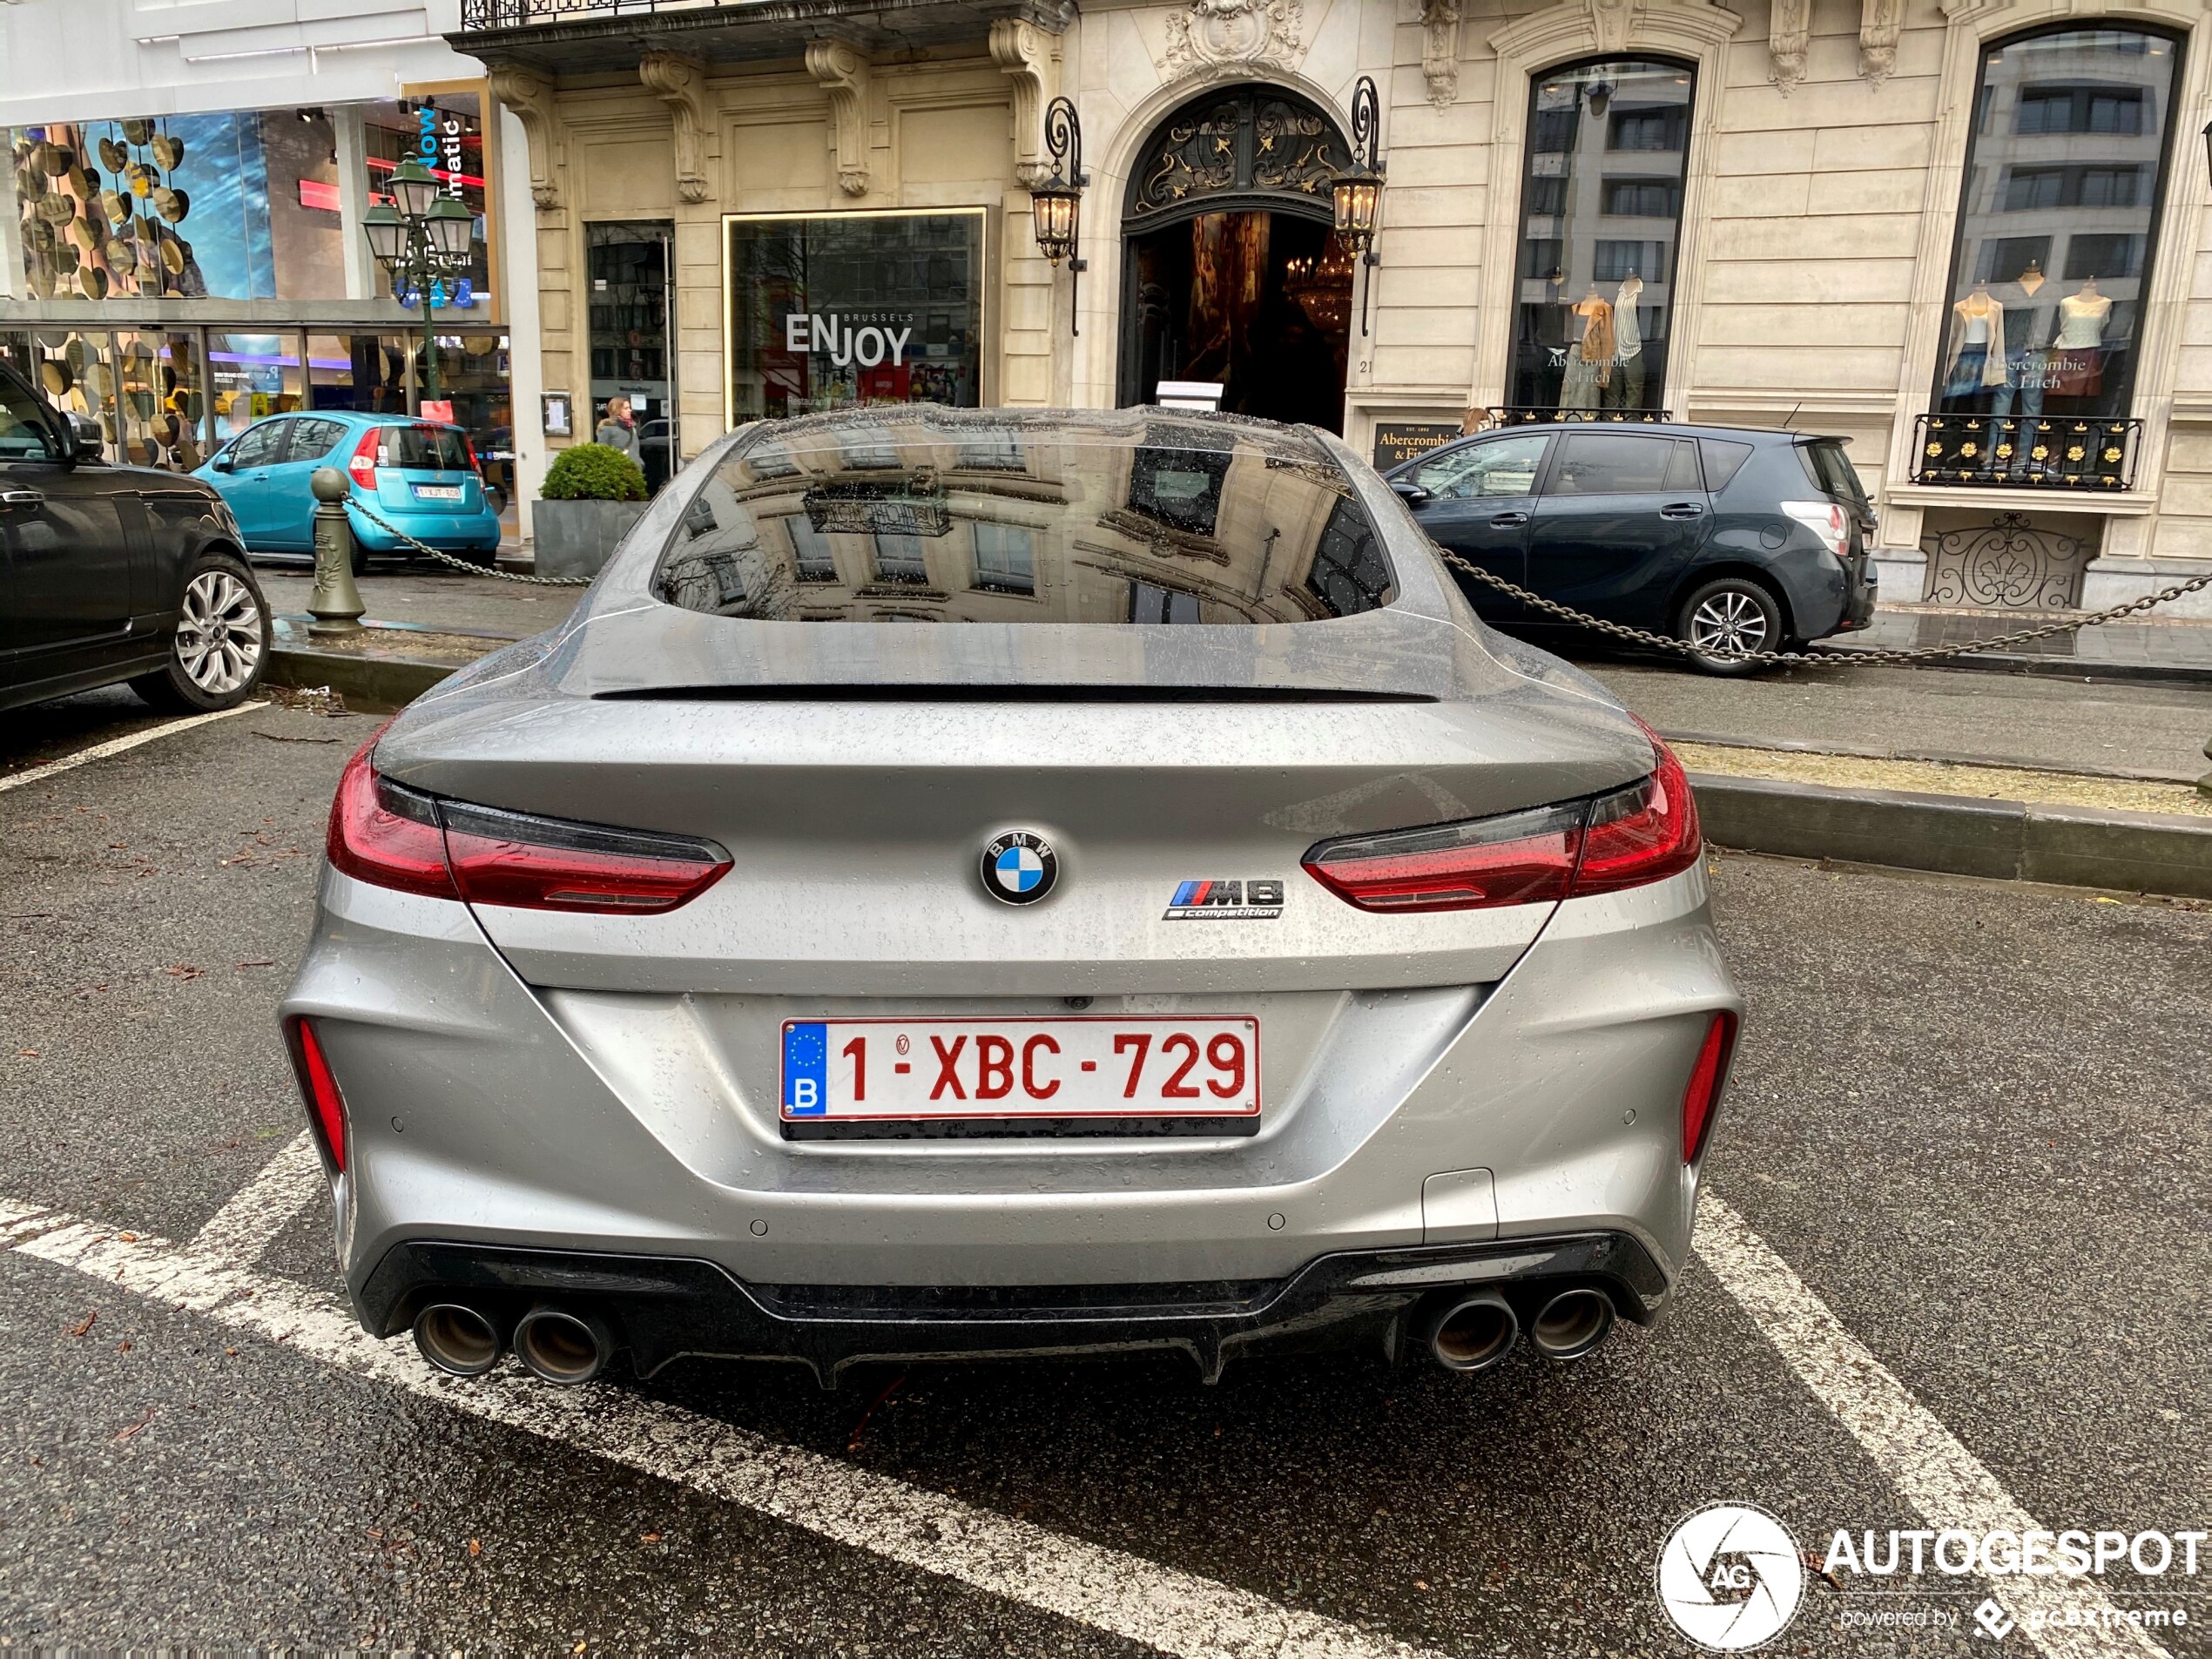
[{"x1": 542, "y1": 442, "x2": 647, "y2": 502}]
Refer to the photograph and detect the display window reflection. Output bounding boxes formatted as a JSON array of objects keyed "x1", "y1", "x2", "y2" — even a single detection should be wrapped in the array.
[
  {"x1": 1507, "y1": 59, "x2": 1693, "y2": 416},
  {"x1": 1935, "y1": 27, "x2": 2181, "y2": 429}
]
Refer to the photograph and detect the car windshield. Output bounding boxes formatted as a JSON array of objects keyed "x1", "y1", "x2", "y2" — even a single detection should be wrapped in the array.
[
  {"x1": 0, "y1": 373, "x2": 57, "y2": 462},
  {"x1": 375, "y1": 424, "x2": 472, "y2": 471},
  {"x1": 652, "y1": 408, "x2": 1394, "y2": 625}
]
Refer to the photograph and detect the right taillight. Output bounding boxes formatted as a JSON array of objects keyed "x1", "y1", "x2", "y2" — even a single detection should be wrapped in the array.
[
  {"x1": 325, "y1": 732, "x2": 731, "y2": 914},
  {"x1": 1680, "y1": 1009, "x2": 1737, "y2": 1164},
  {"x1": 347, "y1": 427, "x2": 381, "y2": 491},
  {"x1": 1302, "y1": 724, "x2": 1703, "y2": 913}
]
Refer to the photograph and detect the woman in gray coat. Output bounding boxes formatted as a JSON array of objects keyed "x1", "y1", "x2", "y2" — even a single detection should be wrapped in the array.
[{"x1": 595, "y1": 397, "x2": 635, "y2": 453}]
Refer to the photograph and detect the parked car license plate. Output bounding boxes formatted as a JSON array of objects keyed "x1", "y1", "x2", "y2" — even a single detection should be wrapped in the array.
[
  {"x1": 780, "y1": 1016, "x2": 1258, "y2": 1124},
  {"x1": 413, "y1": 483, "x2": 463, "y2": 501}
]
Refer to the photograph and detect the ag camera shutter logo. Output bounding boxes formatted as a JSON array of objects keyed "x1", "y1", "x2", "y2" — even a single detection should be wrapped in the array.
[{"x1": 1656, "y1": 1503, "x2": 1805, "y2": 1652}]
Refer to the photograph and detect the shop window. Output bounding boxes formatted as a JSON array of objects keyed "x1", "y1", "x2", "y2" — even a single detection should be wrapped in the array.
[
  {"x1": 725, "y1": 210, "x2": 985, "y2": 422},
  {"x1": 1507, "y1": 59, "x2": 1693, "y2": 416},
  {"x1": 1931, "y1": 25, "x2": 2181, "y2": 439}
]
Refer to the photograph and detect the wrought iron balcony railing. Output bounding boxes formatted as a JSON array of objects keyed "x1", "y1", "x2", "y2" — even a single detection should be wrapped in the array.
[
  {"x1": 1910, "y1": 415, "x2": 2141, "y2": 490},
  {"x1": 460, "y1": 0, "x2": 688, "y2": 30},
  {"x1": 1482, "y1": 407, "x2": 1675, "y2": 428}
]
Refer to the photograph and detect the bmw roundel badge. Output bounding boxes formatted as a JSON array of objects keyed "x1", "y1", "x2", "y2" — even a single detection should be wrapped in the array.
[{"x1": 981, "y1": 830, "x2": 1057, "y2": 906}]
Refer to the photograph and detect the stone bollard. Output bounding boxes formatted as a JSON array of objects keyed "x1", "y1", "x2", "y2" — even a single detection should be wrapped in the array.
[{"x1": 307, "y1": 467, "x2": 366, "y2": 637}]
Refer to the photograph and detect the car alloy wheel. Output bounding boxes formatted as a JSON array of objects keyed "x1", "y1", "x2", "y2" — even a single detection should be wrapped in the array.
[
  {"x1": 174, "y1": 566, "x2": 266, "y2": 696},
  {"x1": 1686, "y1": 588, "x2": 1770, "y2": 658}
]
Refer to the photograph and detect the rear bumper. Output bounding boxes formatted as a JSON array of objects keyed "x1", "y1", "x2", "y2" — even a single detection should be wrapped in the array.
[
  {"x1": 350, "y1": 499, "x2": 501, "y2": 552},
  {"x1": 285, "y1": 863, "x2": 1739, "y2": 1347},
  {"x1": 358, "y1": 1230, "x2": 1670, "y2": 1385}
]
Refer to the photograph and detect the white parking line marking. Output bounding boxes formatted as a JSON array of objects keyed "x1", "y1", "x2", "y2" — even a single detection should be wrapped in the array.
[
  {"x1": 0, "y1": 705, "x2": 260, "y2": 794},
  {"x1": 190, "y1": 1131, "x2": 324, "y2": 1265},
  {"x1": 0, "y1": 1197, "x2": 1436, "y2": 1659},
  {"x1": 1696, "y1": 1193, "x2": 2169, "y2": 1659}
]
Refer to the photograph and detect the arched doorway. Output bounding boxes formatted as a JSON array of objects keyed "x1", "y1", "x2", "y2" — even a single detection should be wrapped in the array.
[{"x1": 1117, "y1": 86, "x2": 1356, "y2": 431}]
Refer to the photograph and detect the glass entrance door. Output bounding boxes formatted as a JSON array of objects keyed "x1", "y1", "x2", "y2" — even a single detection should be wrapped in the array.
[{"x1": 587, "y1": 220, "x2": 676, "y2": 495}]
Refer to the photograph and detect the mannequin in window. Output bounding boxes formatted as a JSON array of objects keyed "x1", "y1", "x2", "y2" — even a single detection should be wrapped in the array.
[
  {"x1": 2047, "y1": 277, "x2": 2111, "y2": 401},
  {"x1": 1560, "y1": 287, "x2": 1615, "y2": 411},
  {"x1": 1604, "y1": 272, "x2": 1644, "y2": 409},
  {"x1": 1941, "y1": 285, "x2": 2006, "y2": 408},
  {"x1": 1990, "y1": 267, "x2": 2052, "y2": 477}
]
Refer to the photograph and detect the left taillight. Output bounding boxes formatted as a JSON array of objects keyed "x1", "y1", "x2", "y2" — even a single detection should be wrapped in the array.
[
  {"x1": 285, "y1": 1016, "x2": 348, "y2": 1173},
  {"x1": 347, "y1": 427, "x2": 381, "y2": 491},
  {"x1": 325, "y1": 732, "x2": 732, "y2": 914},
  {"x1": 1301, "y1": 721, "x2": 1703, "y2": 913}
]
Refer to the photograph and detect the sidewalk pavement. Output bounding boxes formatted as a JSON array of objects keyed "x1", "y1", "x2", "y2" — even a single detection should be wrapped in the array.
[
  {"x1": 1811, "y1": 605, "x2": 2212, "y2": 682},
  {"x1": 252, "y1": 561, "x2": 2212, "y2": 895}
]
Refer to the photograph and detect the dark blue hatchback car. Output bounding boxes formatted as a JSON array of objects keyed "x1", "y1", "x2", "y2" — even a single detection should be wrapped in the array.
[{"x1": 1385, "y1": 421, "x2": 1878, "y2": 674}]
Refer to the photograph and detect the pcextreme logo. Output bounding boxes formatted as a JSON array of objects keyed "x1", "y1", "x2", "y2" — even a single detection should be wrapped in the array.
[{"x1": 1656, "y1": 1503, "x2": 1806, "y2": 1652}]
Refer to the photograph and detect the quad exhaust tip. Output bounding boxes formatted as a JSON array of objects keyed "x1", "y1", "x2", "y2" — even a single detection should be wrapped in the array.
[
  {"x1": 413, "y1": 1302, "x2": 501, "y2": 1376},
  {"x1": 515, "y1": 1305, "x2": 614, "y2": 1386},
  {"x1": 1527, "y1": 1287, "x2": 1615, "y2": 1361},
  {"x1": 1420, "y1": 1290, "x2": 1519, "y2": 1372}
]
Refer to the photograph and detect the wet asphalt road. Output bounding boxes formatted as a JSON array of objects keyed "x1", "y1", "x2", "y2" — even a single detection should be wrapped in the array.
[{"x1": 0, "y1": 692, "x2": 2206, "y2": 1656}]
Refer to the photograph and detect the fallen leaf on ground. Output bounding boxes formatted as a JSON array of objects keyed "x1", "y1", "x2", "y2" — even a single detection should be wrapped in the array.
[
  {"x1": 17, "y1": 1049, "x2": 37, "y2": 1059},
  {"x1": 468, "y1": 1538, "x2": 482, "y2": 1557},
  {"x1": 66, "y1": 1312, "x2": 96, "y2": 1338},
  {"x1": 112, "y1": 1407, "x2": 154, "y2": 1441},
  {"x1": 117, "y1": 1340, "x2": 132, "y2": 1352},
  {"x1": 235, "y1": 960, "x2": 275, "y2": 968},
  {"x1": 165, "y1": 965, "x2": 205, "y2": 981},
  {"x1": 639, "y1": 1532, "x2": 662, "y2": 1544}
]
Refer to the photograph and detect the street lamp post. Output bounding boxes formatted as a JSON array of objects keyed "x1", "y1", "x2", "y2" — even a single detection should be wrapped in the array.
[
  {"x1": 362, "y1": 156, "x2": 475, "y2": 413},
  {"x1": 1332, "y1": 76, "x2": 1386, "y2": 339}
]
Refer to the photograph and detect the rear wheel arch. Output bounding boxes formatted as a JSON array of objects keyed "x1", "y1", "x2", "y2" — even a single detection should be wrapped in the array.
[{"x1": 1669, "y1": 563, "x2": 1794, "y2": 639}]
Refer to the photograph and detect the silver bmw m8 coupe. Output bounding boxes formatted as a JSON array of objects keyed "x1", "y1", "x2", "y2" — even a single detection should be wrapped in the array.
[{"x1": 282, "y1": 406, "x2": 1742, "y2": 1388}]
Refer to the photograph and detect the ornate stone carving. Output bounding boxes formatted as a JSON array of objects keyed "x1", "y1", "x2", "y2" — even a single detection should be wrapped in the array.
[
  {"x1": 805, "y1": 38, "x2": 872, "y2": 198},
  {"x1": 988, "y1": 18, "x2": 1056, "y2": 187},
  {"x1": 1420, "y1": 0, "x2": 1461, "y2": 110},
  {"x1": 1858, "y1": 0, "x2": 1905, "y2": 83},
  {"x1": 1160, "y1": 0, "x2": 1304, "y2": 82},
  {"x1": 637, "y1": 51, "x2": 713, "y2": 204},
  {"x1": 487, "y1": 65, "x2": 559, "y2": 211},
  {"x1": 1768, "y1": 0, "x2": 1810, "y2": 91}
]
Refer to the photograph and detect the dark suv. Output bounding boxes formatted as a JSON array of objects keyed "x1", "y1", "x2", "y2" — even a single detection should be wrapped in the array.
[
  {"x1": 1, "y1": 359, "x2": 268, "y2": 714},
  {"x1": 1385, "y1": 421, "x2": 1878, "y2": 674}
]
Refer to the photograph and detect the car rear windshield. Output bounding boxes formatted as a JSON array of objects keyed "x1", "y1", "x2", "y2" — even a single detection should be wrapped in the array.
[
  {"x1": 375, "y1": 425, "x2": 471, "y2": 471},
  {"x1": 1797, "y1": 439, "x2": 1869, "y2": 511},
  {"x1": 652, "y1": 409, "x2": 1394, "y2": 625}
]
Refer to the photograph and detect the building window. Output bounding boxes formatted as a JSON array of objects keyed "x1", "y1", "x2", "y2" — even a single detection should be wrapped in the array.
[
  {"x1": 872, "y1": 532, "x2": 930, "y2": 585},
  {"x1": 972, "y1": 523, "x2": 1035, "y2": 594},
  {"x1": 725, "y1": 209, "x2": 985, "y2": 424},
  {"x1": 1932, "y1": 26, "x2": 2182, "y2": 433},
  {"x1": 1507, "y1": 58, "x2": 1693, "y2": 416},
  {"x1": 785, "y1": 516, "x2": 837, "y2": 582}
]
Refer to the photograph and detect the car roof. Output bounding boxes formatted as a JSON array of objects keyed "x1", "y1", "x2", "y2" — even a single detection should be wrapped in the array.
[
  {"x1": 1469, "y1": 421, "x2": 1844, "y2": 445},
  {"x1": 242, "y1": 411, "x2": 464, "y2": 433}
]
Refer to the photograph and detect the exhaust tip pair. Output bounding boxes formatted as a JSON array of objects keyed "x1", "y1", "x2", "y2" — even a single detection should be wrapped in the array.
[
  {"x1": 1417, "y1": 1285, "x2": 1616, "y2": 1372},
  {"x1": 412, "y1": 1301, "x2": 614, "y2": 1385}
]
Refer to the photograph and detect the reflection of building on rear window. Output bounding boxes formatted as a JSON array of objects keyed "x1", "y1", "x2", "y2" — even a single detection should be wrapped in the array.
[
  {"x1": 652, "y1": 408, "x2": 1395, "y2": 625},
  {"x1": 786, "y1": 516, "x2": 837, "y2": 580},
  {"x1": 1130, "y1": 581, "x2": 1204, "y2": 624},
  {"x1": 872, "y1": 532, "x2": 929, "y2": 584},
  {"x1": 973, "y1": 523, "x2": 1035, "y2": 593}
]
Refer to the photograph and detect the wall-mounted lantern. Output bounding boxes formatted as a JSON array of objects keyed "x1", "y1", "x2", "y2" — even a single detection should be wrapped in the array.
[
  {"x1": 1029, "y1": 97, "x2": 1089, "y2": 336},
  {"x1": 1332, "y1": 76, "x2": 1386, "y2": 337}
]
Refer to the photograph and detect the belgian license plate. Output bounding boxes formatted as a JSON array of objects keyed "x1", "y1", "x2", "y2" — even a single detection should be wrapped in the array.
[
  {"x1": 414, "y1": 483, "x2": 463, "y2": 501},
  {"x1": 780, "y1": 1016, "x2": 1258, "y2": 1126}
]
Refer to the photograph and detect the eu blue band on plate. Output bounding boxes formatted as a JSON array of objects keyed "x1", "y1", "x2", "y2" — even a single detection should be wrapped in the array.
[{"x1": 783, "y1": 1022, "x2": 828, "y2": 1116}]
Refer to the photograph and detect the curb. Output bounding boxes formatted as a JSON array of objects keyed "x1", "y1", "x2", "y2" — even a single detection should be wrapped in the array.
[
  {"x1": 1807, "y1": 642, "x2": 2212, "y2": 687},
  {"x1": 1689, "y1": 772, "x2": 2212, "y2": 900},
  {"x1": 265, "y1": 645, "x2": 454, "y2": 712}
]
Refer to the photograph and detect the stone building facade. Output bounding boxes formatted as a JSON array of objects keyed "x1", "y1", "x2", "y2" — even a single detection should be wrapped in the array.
[{"x1": 460, "y1": 0, "x2": 2212, "y2": 610}]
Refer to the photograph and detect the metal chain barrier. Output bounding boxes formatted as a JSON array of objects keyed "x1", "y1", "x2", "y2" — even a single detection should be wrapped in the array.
[
  {"x1": 343, "y1": 496, "x2": 595, "y2": 586},
  {"x1": 1428, "y1": 543, "x2": 2212, "y2": 668}
]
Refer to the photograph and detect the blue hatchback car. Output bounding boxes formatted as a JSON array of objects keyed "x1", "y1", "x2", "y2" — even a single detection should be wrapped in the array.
[{"x1": 193, "y1": 412, "x2": 502, "y2": 568}]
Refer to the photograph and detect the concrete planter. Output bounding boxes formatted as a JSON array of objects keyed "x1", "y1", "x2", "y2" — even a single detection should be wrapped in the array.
[{"x1": 534, "y1": 498, "x2": 649, "y2": 580}]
